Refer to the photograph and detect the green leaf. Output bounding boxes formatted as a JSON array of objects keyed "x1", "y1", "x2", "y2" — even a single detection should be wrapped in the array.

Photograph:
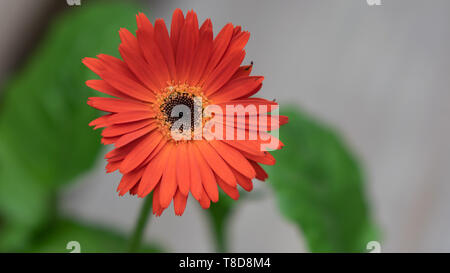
[
  {"x1": 0, "y1": 1, "x2": 140, "y2": 250},
  {"x1": 266, "y1": 107, "x2": 379, "y2": 252},
  {"x1": 0, "y1": 140, "x2": 52, "y2": 250},
  {"x1": 29, "y1": 218, "x2": 162, "y2": 253}
]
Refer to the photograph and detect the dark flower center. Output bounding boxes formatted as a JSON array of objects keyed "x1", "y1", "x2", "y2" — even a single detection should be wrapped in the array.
[{"x1": 160, "y1": 92, "x2": 200, "y2": 132}]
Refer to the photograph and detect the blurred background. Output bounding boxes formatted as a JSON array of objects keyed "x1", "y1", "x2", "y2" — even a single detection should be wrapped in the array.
[{"x1": 0, "y1": 0, "x2": 449, "y2": 253}]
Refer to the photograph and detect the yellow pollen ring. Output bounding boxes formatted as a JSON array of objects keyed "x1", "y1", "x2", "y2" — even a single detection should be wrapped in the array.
[{"x1": 154, "y1": 83, "x2": 210, "y2": 142}]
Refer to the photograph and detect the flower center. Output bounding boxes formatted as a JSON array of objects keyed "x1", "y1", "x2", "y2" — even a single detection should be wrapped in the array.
[
  {"x1": 160, "y1": 92, "x2": 198, "y2": 130},
  {"x1": 155, "y1": 84, "x2": 209, "y2": 141}
]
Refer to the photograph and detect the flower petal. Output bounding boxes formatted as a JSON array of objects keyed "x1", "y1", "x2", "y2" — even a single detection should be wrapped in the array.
[
  {"x1": 120, "y1": 132, "x2": 164, "y2": 173},
  {"x1": 154, "y1": 19, "x2": 177, "y2": 81},
  {"x1": 233, "y1": 168, "x2": 254, "y2": 192},
  {"x1": 210, "y1": 140, "x2": 255, "y2": 179},
  {"x1": 159, "y1": 144, "x2": 178, "y2": 208},
  {"x1": 195, "y1": 141, "x2": 236, "y2": 187},
  {"x1": 87, "y1": 97, "x2": 151, "y2": 113},
  {"x1": 173, "y1": 189, "x2": 188, "y2": 216},
  {"x1": 200, "y1": 23, "x2": 234, "y2": 82},
  {"x1": 86, "y1": 79, "x2": 131, "y2": 99},
  {"x1": 175, "y1": 144, "x2": 190, "y2": 196},
  {"x1": 119, "y1": 28, "x2": 162, "y2": 92},
  {"x1": 176, "y1": 10, "x2": 199, "y2": 83},
  {"x1": 191, "y1": 143, "x2": 219, "y2": 202},
  {"x1": 101, "y1": 119, "x2": 154, "y2": 138},
  {"x1": 189, "y1": 19, "x2": 213, "y2": 85},
  {"x1": 198, "y1": 188, "x2": 211, "y2": 209},
  {"x1": 135, "y1": 13, "x2": 171, "y2": 85},
  {"x1": 187, "y1": 143, "x2": 203, "y2": 200},
  {"x1": 95, "y1": 54, "x2": 156, "y2": 102},
  {"x1": 217, "y1": 175, "x2": 240, "y2": 200},
  {"x1": 170, "y1": 9, "x2": 185, "y2": 54},
  {"x1": 117, "y1": 167, "x2": 145, "y2": 196},
  {"x1": 114, "y1": 123, "x2": 157, "y2": 148},
  {"x1": 203, "y1": 50, "x2": 245, "y2": 96},
  {"x1": 230, "y1": 63, "x2": 253, "y2": 80},
  {"x1": 138, "y1": 142, "x2": 173, "y2": 197},
  {"x1": 210, "y1": 76, "x2": 264, "y2": 102},
  {"x1": 250, "y1": 160, "x2": 268, "y2": 181},
  {"x1": 107, "y1": 111, "x2": 155, "y2": 125},
  {"x1": 152, "y1": 185, "x2": 164, "y2": 216}
]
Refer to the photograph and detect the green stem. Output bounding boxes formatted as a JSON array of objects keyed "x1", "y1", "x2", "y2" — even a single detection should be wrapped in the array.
[
  {"x1": 128, "y1": 194, "x2": 153, "y2": 253},
  {"x1": 213, "y1": 222, "x2": 227, "y2": 253}
]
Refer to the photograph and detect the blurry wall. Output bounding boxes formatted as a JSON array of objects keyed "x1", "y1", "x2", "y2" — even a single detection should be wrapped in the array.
[
  {"x1": 2, "y1": 0, "x2": 450, "y2": 252},
  {"x1": 0, "y1": 0, "x2": 55, "y2": 84}
]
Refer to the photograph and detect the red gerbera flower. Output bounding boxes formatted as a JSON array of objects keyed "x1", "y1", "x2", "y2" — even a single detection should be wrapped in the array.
[{"x1": 83, "y1": 9, "x2": 288, "y2": 216}]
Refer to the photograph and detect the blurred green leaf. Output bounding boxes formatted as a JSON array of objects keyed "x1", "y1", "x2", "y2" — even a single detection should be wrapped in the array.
[
  {"x1": 266, "y1": 107, "x2": 379, "y2": 252},
  {"x1": 0, "y1": 140, "x2": 52, "y2": 250},
  {"x1": 0, "y1": 1, "x2": 140, "y2": 250},
  {"x1": 29, "y1": 218, "x2": 162, "y2": 253}
]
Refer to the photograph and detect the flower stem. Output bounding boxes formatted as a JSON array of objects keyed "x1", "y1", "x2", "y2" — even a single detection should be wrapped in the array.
[
  {"x1": 213, "y1": 223, "x2": 227, "y2": 253},
  {"x1": 128, "y1": 194, "x2": 153, "y2": 253}
]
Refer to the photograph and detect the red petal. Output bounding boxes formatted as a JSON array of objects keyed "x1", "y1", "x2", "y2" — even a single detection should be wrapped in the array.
[
  {"x1": 189, "y1": 19, "x2": 213, "y2": 85},
  {"x1": 152, "y1": 185, "x2": 164, "y2": 216},
  {"x1": 203, "y1": 50, "x2": 245, "y2": 96},
  {"x1": 223, "y1": 140, "x2": 266, "y2": 157},
  {"x1": 119, "y1": 28, "x2": 162, "y2": 92},
  {"x1": 107, "y1": 111, "x2": 155, "y2": 125},
  {"x1": 173, "y1": 190, "x2": 188, "y2": 216},
  {"x1": 136, "y1": 13, "x2": 171, "y2": 85},
  {"x1": 191, "y1": 143, "x2": 219, "y2": 202},
  {"x1": 198, "y1": 188, "x2": 211, "y2": 209},
  {"x1": 233, "y1": 169, "x2": 254, "y2": 192},
  {"x1": 176, "y1": 10, "x2": 199, "y2": 83},
  {"x1": 120, "y1": 132, "x2": 164, "y2": 173},
  {"x1": 175, "y1": 144, "x2": 190, "y2": 196},
  {"x1": 87, "y1": 97, "x2": 150, "y2": 113},
  {"x1": 101, "y1": 119, "x2": 154, "y2": 138},
  {"x1": 89, "y1": 114, "x2": 112, "y2": 129},
  {"x1": 209, "y1": 140, "x2": 255, "y2": 179},
  {"x1": 138, "y1": 143, "x2": 173, "y2": 197},
  {"x1": 200, "y1": 23, "x2": 234, "y2": 82},
  {"x1": 82, "y1": 57, "x2": 104, "y2": 75},
  {"x1": 230, "y1": 63, "x2": 253, "y2": 80},
  {"x1": 159, "y1": 144, "x2": 178, "y2": 208},
  {"x1": 96, "y1": 54, "x2": 156, "y2": 102},
  {"x1": 187, "y1": 143, "x2": 203, "y2": 200},
  {"x1": 154, "y1": 19, "x2": 177, "y2": 81},
  {"x1": 210, "y1": 76, "x2": 264, "y2": 102},
  {"x1": 217, "y1": 175, "x2": 240, "y2": 200},
  {"x1": 114, "y1": 123, "x2": 157, "y2": 148},
  {"x1": 86, "y1": 80, "x2": 130, "y2": 99},
  {"x1": 117, "y1": 167, "x2": 145, "y2": 196},
  {"x1": 222, "y1": 30, "x2": 250, "y2": 61},
  {"x1": 243, "y1": 151, "x2": 276, "y2": 166},
  {"x1": 170, "y1": 9, "x2": 185, "y2": 55},
  {"x1": 250, "y1": 160, "x2": 268, "y2": 181},
  {"x1": 195, "y1": 141, "x2": 236, "y2": 187}
]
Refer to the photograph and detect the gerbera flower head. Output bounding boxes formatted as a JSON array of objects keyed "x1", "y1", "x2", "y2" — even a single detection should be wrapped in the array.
[{"x1": 83, "y1": 9, "x2": 288, "y2": 216}]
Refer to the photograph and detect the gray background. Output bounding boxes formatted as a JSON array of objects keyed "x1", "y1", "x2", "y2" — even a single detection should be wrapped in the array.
[{"x1": 1, "y1": 0, "x2": 450, "y2": 252}]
